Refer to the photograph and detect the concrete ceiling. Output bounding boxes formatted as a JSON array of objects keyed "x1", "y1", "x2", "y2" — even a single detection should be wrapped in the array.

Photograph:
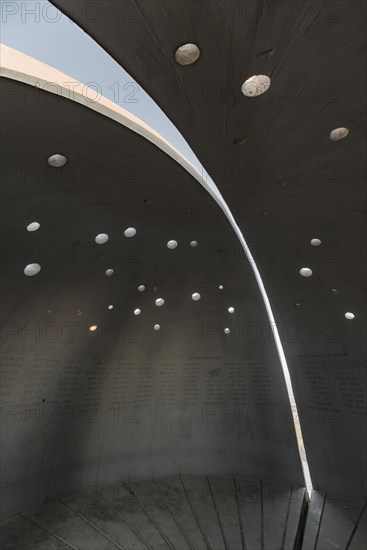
[{"x1": 48, "y1": 0, "x2": 367, "y2": 501}]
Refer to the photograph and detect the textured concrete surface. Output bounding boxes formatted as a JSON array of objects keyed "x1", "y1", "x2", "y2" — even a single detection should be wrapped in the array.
[
  {"x1": 50, "y1": 0, "x2": 367, "y2": 499},
  {"x1": 1, "y1": 477, "x2": 366, "y2": 549},
  {"x1": 1, "y1": 70, "x2": 303, "y2": 520}
]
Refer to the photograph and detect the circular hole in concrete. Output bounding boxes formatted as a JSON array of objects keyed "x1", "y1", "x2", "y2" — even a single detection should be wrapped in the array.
[
  {"x1": 300, "y1": 267, "x2": 313, "y2": 277},
  {"x1": 95, "y1": 233, "x2": 109, "y2": 244},
  {"x1": 311, "y1": 238, "x2": 322, "y2": 246},
  {"x1": 175, "y1": 43, "x2": 200, "y2": 65},
  {"x1": 155, "y1": 298, "x2": 165, "y2": 307},
  {"x1": 241, "y1": 75, "x2": 271, "y2": 97},
  {"x1": 228, "y1": 307, "x2": 235, "y2": 313},
  {"x1": 192, "y1": 292, "x2": 201, "y2": 301},
  {"x1": 108, "y1": 305, "x2": 114, "y2": 310},
  {"x1": 345, "y1": 312, "x2": 355, "y2": 320},
  {"x1": 190, "y1": 240, "x2": 198, "y2": 247},
  {"x1": 219, "y1": 285, "x2": 224, "y2": 290},
  {"x1": 105, "y1": 269, "x2": 114, "y2": 276},
  {"x1": 331, "y1": 288, "x2": 338, "y2": 295},
  {"x1": 89, "y1": 325, "x2": 98, "y2": 332},
  {"x1": 27, "y1": 222, "x2": 40, "y2": 232},
  {"x1": 330, "y1": 127, "x2": 349, "y2": 141},
  {"x1": 167, "y1": 240, "x2": 178, "y2": 249},
  {"x1": 138, "y1": 285, "x2": 146, "y2": 292},
  {"x1": 48, "y1": 153, "x2": 67, "y2": 167},
  {"x1": 124, "y1": 227, "x2": 136, "y2": 238},
  {"x1": 233, "y1": 137, "x2": 247, "y2": 146},
  {"x1": 154, "y1": 324, "x2": 161, "y2": 331},
  {"x1": 134, "y1": 308, "x2": 141, "y2": 316},
  {"x1": 24, "y1": 263, "x2": 41, "y2": 277},
  {"x1": 224, "y1": 328, "x2": 231, "y2": 334}
]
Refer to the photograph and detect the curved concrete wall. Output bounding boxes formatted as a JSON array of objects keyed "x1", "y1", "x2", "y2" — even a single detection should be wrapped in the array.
[
  {"x1": 49, "y1": 0, "x2": 367, "y2": 500},
  {"x1": 1, "y1": 56, "x2": 303, "y2": 519}
]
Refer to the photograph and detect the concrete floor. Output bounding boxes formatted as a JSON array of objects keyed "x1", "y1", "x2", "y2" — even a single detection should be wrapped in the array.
[{"x1": 1, "y1": 475, "x2": 366, "y2": 549}]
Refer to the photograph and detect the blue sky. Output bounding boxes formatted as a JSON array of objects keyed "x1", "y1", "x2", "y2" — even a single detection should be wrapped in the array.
[{"x1": 1, "y1": 0, "x2": 202, "y2": 169}]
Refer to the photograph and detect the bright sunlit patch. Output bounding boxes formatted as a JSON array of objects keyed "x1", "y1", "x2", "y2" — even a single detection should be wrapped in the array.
[
  {"x1": 175, "y1": 43, "x2": 200, "y2": 65},
  {"x1": 27, "y1": 222, "x2": 40, "y2": 232},
  {"x1": 300, "y1": 267, "x2": 313, "y2": 277},
  {"x1": 48, "y1": 153, "x2": 67, "y2": 167},
  {"x1": 241, "y1": 75, "x2": 271, "y2": 97},
  {"x1": 330, "y1": 127, "x2": 349, "y2": 141},
  {"x1": 124, "y1": 227, "x2": 136, "y2": 238},
  {"x1": 24, "y1": 263, "x2": 41, "y2": 277},
  {"x1": 95, "y1": 233, "x2": 109, "y2": 244}
]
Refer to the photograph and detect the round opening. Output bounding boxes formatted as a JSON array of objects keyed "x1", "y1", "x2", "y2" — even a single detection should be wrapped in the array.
[
  {"x1": 89, "y1": 325, "x2": 98, "y2": 332},
  {"x1": 330, "y1": 127, "x2": 349, "y2": 141},
  {"x1": 190, "y1": 241, "x2": 198, "y2": 248},
  {"x1": 134, "y1": 308, "x2": 141, "y2": 316},
  {"x1": 124, "y1": 227, "x2": 136, "y2": 238},
  {"x1": 331, "y1": 288, "x2": 338, "y2": 295},
  {"x1": 108, "y1": 305, "x2": 114, "y2": 310},
  {"x1": 76, "y1": 309, "x2": 83, "y2": 317},
  {"x1": 154, "y1": 324, "x2": 161, "y2": 331},
  {"x1": 241, "y1": 75, "x2": 271, "y2": 97},
  {"x1": 27, "y1": 222, "x2": 40, "y2": 232},
  {"x1": 153, "y1": 286, "x2": 158, "y2": 293},
  {"x1": 228, "y1": 307, "x2": 235, "y2": 313},
  {"x1": 345, "y1": 312, "x2": 355, "y2": 320},
  {"x1": 219, "y1": 285, "x2": 224, "y2": 290},
  {"x1": 48, "y1": 154, "x2": 67, "y2": 167},
  {"x1": 310, "y1": 238, "x2": 321, "y2": 246},
  {"x1": 224, "y1": 328, "x2": 231, "y2": 335},
  {"x1": 105, "y1": 269, "x2": 114, "y2": 277},
  {"x1": 233, "y1": 137, "x2": 247, "y2": 146},
  {"x1": 155, "y1": 298, "x2": 165, "y2": 307},
  {"x1": 295, "y1": 302, "x2": 301, "y2": 308},
  {"x1": 24, "y1": 263, "x2": 41, "y2": 277},
  {"x1": 175, "y1": 43, "x2": 200, "y2": 65},
  {"x1": 300, "y1": 267, "x2": 313, "y2": 278},
  {"x1": 192, "y1": 292, "x2": 201, "y2": 301},
  {"x1": 138, "y1": 285, "x2": 146, "y2": 292},
  {"x1": 167, "y1": 240, "x2": 178, "y2": 249},
  {"x1": 95, "y1": 233, "x2": 109, "y2": 245}
]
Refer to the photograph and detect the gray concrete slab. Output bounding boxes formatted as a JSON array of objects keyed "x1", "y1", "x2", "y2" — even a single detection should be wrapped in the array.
[
  {"x1": 102, "y1": 483, "x2": 170, "y2": 550},
  {"x1": 154, "y1": 476, "x2": 207, "y2": 550},
  {"x1": 235, "y1": 476, "x2": 262, "y2": 550},
  {"x1": 302, "y1": 490, "x2": 326, "y2": 550},
  {"x1": 315, "y1": 494, "x2": 365, "y2": 550},
  {"x1": 180, "y1": 475, "x2": 226, "y2": 550},
  {"x1": 0, "y1": 515, "x2": 71, "y2": 550},
  {"x1": 127, "y1": 479, "x2": 191, "y2": 550},
  {"x1": 61, "y1": 492, "x2": 148, "y2": 550},
  {"x1": 349, "y1": 503, "x2": 367, "y2": 550},
  {"x1": 23, "y1": 500, "x2": 117, "y2": 549},
  {"x1": 207, "y1": 476, "x2": 243, "y2": 550}
]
